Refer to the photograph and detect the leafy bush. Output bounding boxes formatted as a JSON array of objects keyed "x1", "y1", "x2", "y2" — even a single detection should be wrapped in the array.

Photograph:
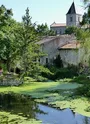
[
  {"x1": 75, "y1": 84, "x2": 90, "y2": 97},
  {"x1": 48, "y1": 66, "x2": 78, "y2": 80},
  {"x1": 0, "y1": 63, "x2": 7, "y2": 72},
  {"x1": 35, "y1": 76, "x2": 48, "y2": 82},
  {"x1": 65, "y1": 26, "x2": 78, "y2": 35},
  {"x1": 24, "y1": 76, "x2": 48, "y2": 82},
  {"x1": 24, "y1": 77, "x2": 37, "y2": 82},
  {"x1": 71, "y1": 75, "x2": 90, "y2": 84}
]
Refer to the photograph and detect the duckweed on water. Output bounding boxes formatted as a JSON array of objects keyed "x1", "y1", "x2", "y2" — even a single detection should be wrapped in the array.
[
  {"x1": 0, "y1": 81, "x2": 90, "y2": 117},
  {"x1": 0, "y1": 112, "x2": 41, "y2": 124}
]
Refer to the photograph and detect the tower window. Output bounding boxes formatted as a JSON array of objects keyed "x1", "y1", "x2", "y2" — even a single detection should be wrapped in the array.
[
  {"x1": 78, "y1": 16, "x2": 80, "y2": 22},
  {"x1": 70, "y1": 17, "x2": 73, "y2": 22}
]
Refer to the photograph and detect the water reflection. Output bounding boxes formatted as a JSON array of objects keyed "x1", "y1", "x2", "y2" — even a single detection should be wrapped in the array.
[
  {"x1": 0, "y1": 93, "x2": 44, "y2": 119},
  {"x1": 37, "y1": 104, "x2": 90, "y2": 124},
  {"x1": 0, "y1": 93, "x2": 90, "y2": 124},
  {"x1": 75, "y1": 114, "x2": 90, "y2": 124}
]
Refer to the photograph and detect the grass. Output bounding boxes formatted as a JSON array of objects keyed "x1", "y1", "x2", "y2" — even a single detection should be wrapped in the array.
[{"x1": 0, "y1": 77, "x2": 90, "y2": 117}]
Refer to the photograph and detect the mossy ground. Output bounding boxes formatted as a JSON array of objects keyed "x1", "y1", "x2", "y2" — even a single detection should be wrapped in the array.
[{"x1": 0, "y1": 78, "x2": 90, "y2": 118}]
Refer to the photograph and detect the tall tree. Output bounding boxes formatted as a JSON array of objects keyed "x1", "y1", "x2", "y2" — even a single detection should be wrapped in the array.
[
  {"x1": 0, "y1": 5, "x2": 19, "y2": 71},
  {"x1": 80, "y1": 0, "x2": 90, "y2": 26},
  {"x1": 17, "y1": 8, "x2": 50, "y2": 79}
]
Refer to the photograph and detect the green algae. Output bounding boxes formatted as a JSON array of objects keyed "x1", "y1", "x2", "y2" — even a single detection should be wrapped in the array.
[
  {"x1": 0, "y1": 111, "x2": 41, "y2": 124},
  {"x1": 0, "y1": 80, "x2": 90, "y2": 117}
]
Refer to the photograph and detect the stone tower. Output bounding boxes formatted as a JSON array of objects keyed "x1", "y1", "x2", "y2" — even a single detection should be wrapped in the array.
[{"x1": 66, "y1": 2, "x2": 82, "y2": 27}]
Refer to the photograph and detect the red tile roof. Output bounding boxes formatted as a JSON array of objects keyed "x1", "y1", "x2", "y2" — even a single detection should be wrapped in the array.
[
  {"x1": 59, "y1": 42, "x2": 80, "y2": 49},
  {"x1": 50, "y1": 22, "x2": 66, "y2": 27},
  {"x1": 37, "y1": 36, "x2": 58, "y2": 45}
]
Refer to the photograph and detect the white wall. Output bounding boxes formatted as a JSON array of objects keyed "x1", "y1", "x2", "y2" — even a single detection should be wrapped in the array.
[
  {"x1": 76, "y1": 14, "x2": 82, "y2": 26},
  {"x1": 66, "y1": 14, "x2": 76, "y2": 26},
  {"x1": 59, "y1": 48, "x2": 84, "y2": 67},
  {"x1": 51, "y1": 26, "x2": 66, "y2": 35},
  {"x1": 66, "y1": 14, "x2": 82, "y2": 27},
  {"x1": 40, "y1": 35, "x2": 75, "y2": 65}
]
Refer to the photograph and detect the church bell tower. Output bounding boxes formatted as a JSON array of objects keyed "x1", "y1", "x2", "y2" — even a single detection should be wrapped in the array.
[{"x1": 66, "y1": 2, "x2": 82, "y2": 27}]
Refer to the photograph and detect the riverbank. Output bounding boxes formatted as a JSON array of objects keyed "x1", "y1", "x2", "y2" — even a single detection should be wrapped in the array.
[{"x1": 0, "y1": 78, "x2": 90, "y2": 117}]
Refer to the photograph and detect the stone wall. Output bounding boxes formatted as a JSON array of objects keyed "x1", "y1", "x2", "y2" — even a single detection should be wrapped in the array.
[
  {"x1": 0, "y1": 74, "x2": 22, "y2": 86},
  {"x1": 0, "y1": 79, "x2": 22, "y2": 86},
  {"x1": 40, "y1": 35, "x2": 76, "y2": 65},
  {"x1": 66, "y1": 14, "x2": 82, "y2": 27},
  {"x1": 59, "y1": 48, "x2": 84, "y2": 67},
  {"x1": 51, "y1": 26, "x2": 66, "y2": 35}
]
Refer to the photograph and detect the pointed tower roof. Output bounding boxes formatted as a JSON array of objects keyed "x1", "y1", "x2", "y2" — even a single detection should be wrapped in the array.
[{"x1": 67, "y1": 2, "x2": 76, "y2": 14}]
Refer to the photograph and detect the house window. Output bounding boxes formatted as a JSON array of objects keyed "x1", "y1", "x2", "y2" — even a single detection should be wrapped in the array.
[
  {"x1": 38, "y1": 58, "x2": 40, "y2": 62},
  {"x1": 60, "y1": 29, "x2": 62, "y2": 34},
  {"x1": 70, "y1": 17, "x2": 73, "y2": 22},
  {"x1": 56, "y1": 30, "x2": 57, "y2": 34}
]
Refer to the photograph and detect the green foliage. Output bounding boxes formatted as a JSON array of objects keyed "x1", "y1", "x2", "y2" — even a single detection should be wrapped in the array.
[
  {"x1": 0, "y1": 63, "x2": 7, "y2": 72},
  {"x1": 0, "y1": 5, "x2": 51, "y2": 81},
  {"x1": 24, "y1": 77, "x2": 37, "y2": 82},
  {"x1": 24, "y1": 76, "x2": 47, "y2": 82},
  {"x1": 35, "y1": 76, "x2": 48, "y2": 82},
  {"x1": 75, "y1": 84, "x2": 90, "y2": 97},
  {"x1": 76, "y1": 28, "x2": 90, "y2": 41},
  {"x1": 0, "y1": 5, "x2": 21, "y2": 71},
  {"x1": 71, "y1": 75, "x2": 90, "y2": 84},
  {"x1": 0, "y1": 79, "x2": 90, "y2": 116},
  {"x1": 49, "y1": 66, "x2": 78, "y2": 80},
  {"x1": 75, "y1": 27, "x2": 90, "y2": 67},
  {"x1": 83, "y1": 0, "x2": 90, "y2": 5},
  {"x1": 13, "y1": 8, "x2": 51, "y2": 80},
  {"x1": 74, "y1": 76, "x2": 90, "y2": 97},
  {"x1": 0, "y1": 5, "x2": 13, "y2": 27},
  {"x1": 80, "y1": 12, "x2": 88, "y2": 26},
  {"x1": 81, "y1": 0, "x2": 90, "y2": 26},
  {"x1": 36, "y1": 23, "x2": 56, "y2": 36},
  {"x1": 65, "y1": 26, "x2": 78, "y2": 34}
]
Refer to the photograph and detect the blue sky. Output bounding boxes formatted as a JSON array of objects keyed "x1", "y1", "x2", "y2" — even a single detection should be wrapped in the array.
[{"x1": 0, "y1": 0, "x2": 84, "y2": 26}]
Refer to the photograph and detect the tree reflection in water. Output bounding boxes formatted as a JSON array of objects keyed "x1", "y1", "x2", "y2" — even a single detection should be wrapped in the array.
[
  {"x1": 0, "y1": 92, "x2": 45, "y2": 119},
  {"x1": 0, "y1": 93, "x2": 90, "y2": 124},
  {"x1": 83, "y1": 117, "x2": 90, "y2": 124}
]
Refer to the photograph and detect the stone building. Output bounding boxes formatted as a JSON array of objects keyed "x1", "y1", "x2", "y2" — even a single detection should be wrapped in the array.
[
  {"x1": 50, "y1": 2, "x2": 82, "y2": 35},
  {"x1": 37, "y1": 2, "x2": 85, "y2": 67},
  {"x1": 58, "y1": 42, "x2": 83, "y2": 67},
  {"x1": 38, "y1": 35, "x2": 85, "y2": 67}
]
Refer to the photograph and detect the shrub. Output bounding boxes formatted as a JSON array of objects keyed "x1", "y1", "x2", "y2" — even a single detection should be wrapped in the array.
[
  {"x1": 75, "y1": 84, "x2": 90, "y2": 97},
  {"x1": 48, "y1": 66, "x2": 78, "y2": 80},
  {"x1": 35, "y1": 76, "x2": 48, "y2": 82},
  {"x1": 24, "y1": 76, "x2": 48, "y2": 82},
  {"x1": 24, "y1": 77, "x2": 37, "y2": 82},
  {"x1": 71, "y1": 75, "x2": 90, "y2": 84}
]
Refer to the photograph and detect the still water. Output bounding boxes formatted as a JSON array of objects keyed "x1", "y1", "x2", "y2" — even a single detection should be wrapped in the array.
[{"x1": 0, "y1": 93, "x2": 90, "y2": 124}]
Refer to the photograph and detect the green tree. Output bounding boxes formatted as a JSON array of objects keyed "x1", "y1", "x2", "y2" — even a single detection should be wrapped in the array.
[
  {"x1": 0, "y1": 5, "x2": 13, "y2": 28},
  {"x1": 80, "y1": 0, "x2": 90, "y2": 27},
  {"x1": 65, "y1": 26, "x2": 78, "y2": 35},
  {"x1": 17, "y1": 8, "x2": 51, "y2": 79},
  {"x1": 36, "y1": 23, "x2": 56, "y2": 36},
  {"x1": 83, "y1": 0, "x2": 90, "y2": 5},
  {"x1": 80, "y1": 12, "x2": 88, "y2": 26},
  {"x1": 0, "y1": 5, "x2": 19, "y2": 71}
]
